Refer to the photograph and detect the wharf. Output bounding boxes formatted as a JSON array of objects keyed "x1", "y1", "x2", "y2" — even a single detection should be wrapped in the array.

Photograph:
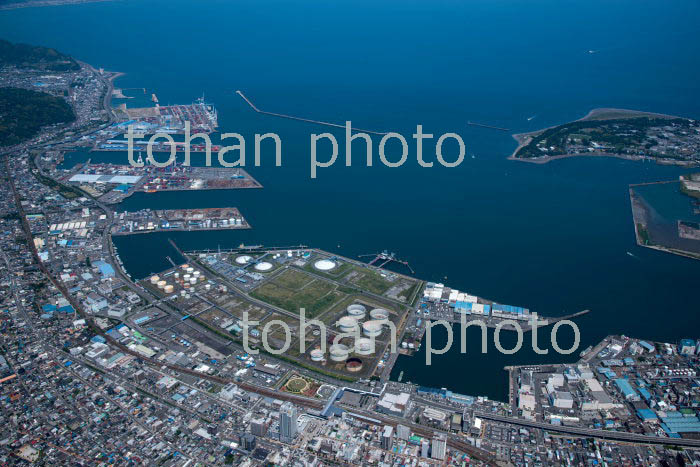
[
  {"x1": 423, "y1": 309, "x2": 590, "y2": 332},
  {"x1": 114, "y1": 99, "x2": 218, "y2": 133},
  {"x1": 93, "y1": 142, "x2": 224, "y2": 153},
  {"x1": 111, "y1": 207, "x2": 251, "y2": 236},
  {"x1": 62, "y1": 163, "x2": 262, "y2": 204}
]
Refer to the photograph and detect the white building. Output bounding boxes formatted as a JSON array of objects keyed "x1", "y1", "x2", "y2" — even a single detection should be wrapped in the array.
[
  {"x1": 279, "y1": 401, "x2": 298, "y2": 443},
  {"x1": 431, "y1": 433, "x2": 447, "y2": 460}
]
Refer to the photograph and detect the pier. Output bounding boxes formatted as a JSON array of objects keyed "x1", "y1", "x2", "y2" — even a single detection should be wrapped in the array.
[
  {"x1": 236, "y1": 90, "x2": 389, "y2": 136},
  {"x1": 467, "y1": 120, "x2": 511, "y2": 132},
  {"x1": 629, "y1": 179, "x2": 678, "y2": 188},
  {"x1": 424, "y1": 309, "x2": 591, "y2": 331},
  {"x1": 359, "y1": 250, "x2": 415, "y2": 274}
]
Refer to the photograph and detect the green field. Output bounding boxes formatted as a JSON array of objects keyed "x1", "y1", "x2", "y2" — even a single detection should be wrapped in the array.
[
  {"x1": 351, "y1": 268, "x2": 395, "y2": 295},
  {"x1": 274, "y1": 268, "x2": 315, "y2": 289},
  {"x1": 251, "y1": 269, "x2": 345, "y2": 317}
]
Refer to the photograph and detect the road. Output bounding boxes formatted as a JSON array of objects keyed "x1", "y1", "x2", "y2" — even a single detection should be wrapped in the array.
[{"x1": 475, "y1": 412, "x2": 700, "y2": 448}]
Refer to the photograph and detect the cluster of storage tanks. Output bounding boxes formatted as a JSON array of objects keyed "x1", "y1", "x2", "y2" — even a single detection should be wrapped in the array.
[
  {"x1": 148, "y1": 263, "x2": 208, "y2": 297},
  {"x1": 320, "y1": 303, "x2": 392, "y2": 363},
  {"x1": 149, "y1": 274, "x2": 175, "y2": 294}
]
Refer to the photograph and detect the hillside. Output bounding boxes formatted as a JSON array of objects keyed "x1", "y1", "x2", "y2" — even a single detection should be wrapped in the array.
[
  {"x1": 0, "y1": 38, "x2": 79, "y2": 71},
  {"x1": 0, "y1": 87, "x2": 75, "y2": 146}
]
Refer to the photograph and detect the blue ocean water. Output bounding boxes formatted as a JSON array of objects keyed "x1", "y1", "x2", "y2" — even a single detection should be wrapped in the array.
[{"x1": 2, "y1": 0, "x2": 699, "y2": 400}]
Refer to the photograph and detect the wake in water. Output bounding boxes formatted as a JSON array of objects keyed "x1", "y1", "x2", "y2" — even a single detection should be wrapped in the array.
[{"x1": 626, "y1": 251, "x2": 642, "y2": 261}]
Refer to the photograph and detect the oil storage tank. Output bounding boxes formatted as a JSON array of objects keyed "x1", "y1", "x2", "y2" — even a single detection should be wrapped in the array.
[
  {"x1": 347, "y1": 304, "x2": 366, "y2": 320},
  {"x1": 329, "y1": 344, "x2": 349, "y2": 362},
  {"x1": 362, "y1": 320, "x2": 383, "y2": 338}
]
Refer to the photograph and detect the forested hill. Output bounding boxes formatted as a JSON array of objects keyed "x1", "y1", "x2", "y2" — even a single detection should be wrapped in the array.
[
  {"x1": 0, "y1": 87, "x2": 75, "y2": 146},
  {"x1": 0, "y1": 39, "x2": 79, "y2": 71}
]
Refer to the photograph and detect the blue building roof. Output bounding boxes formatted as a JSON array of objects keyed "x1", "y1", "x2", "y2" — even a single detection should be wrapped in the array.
[
  {"x1": 639, "y1": 341, "x2": 655, "y2": 352},
  {"x1": 637, "y1": 409, "x2": 657, "y2": 421},
  {"x1": 661, "y1": 412, "x2": 700, "y2": 434},
  {"x1": 492, "y1": 303, "x2": 528, "y2": 314},
  {"x1": 639, "y1": 387, "x2": 652, "y2": 401},
  {"x1": 614, "y1": 378, "x2": 638, "y2": 399},
  {"x1": 93, "y1": 260, "x2": 115, "y2": 278}
]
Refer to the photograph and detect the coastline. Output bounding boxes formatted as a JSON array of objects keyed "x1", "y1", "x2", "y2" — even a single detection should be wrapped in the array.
[
  {"x1": 104, "y1": 70, "x2": 124, "y2": 111},
  {"x1": 507, "y1": 107, "x2": 697, "y2": 165},
  {"x1": 629, "y1": 182, "x2": 700, "y2": 262},
  {"x1": 0, "y1": 0, "x2": 115, "y2": 10}
]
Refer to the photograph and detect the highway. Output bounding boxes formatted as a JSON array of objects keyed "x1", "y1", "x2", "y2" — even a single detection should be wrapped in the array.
[{"x1": 475, "y1": 412, "x2": 700, "y2": 448}]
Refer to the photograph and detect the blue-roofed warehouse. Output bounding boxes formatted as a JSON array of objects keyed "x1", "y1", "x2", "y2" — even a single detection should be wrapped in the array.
[
  {"x1": 614, "y1": 378, "x2": 640, "y2": 401},
  {"x1": 637, "y1": 409, "x2": 657, "y2": 421},
  {"x1": 661, "y1": 412, "x2": 700, "y2": 436},
  {"x1": 93, "y1": 260, "x2": 115, "y2": 278}
]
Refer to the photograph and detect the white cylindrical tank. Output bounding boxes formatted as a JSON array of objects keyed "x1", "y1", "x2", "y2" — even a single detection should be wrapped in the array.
[
  {"x1": 337, "y1": 316, "x2": 358, "y2": 333},
  {"x1": 235, "y1": 255, "x2": 252, "y2": 265},
  {"x1": 183, "y1": 274, "x2": 191, "y2": 281},
  {"x1": 354, "y1": 338, "x2": 375, "y2": 355},
  {"x1": 362, "y1": 320, "x2": 383, "y2": 337},
  {"x1": 174, "y1": 272, "x2": 179, "y2": 279},
  {"x1": 347, "y1": 304, "x2": 366, "y2": 320},
  {"x1": 150, "y1": 275, "x2": 160, "y2": 284},
  {"x1": 314, "y1": 259, "x2": 336, "y2": 271},
  {"x1": 255, "y1": 262, "x2": 273, "y2": 271},
  {"x1": 157, "y1": 280, "x2": 167, "y2": 289},
  {"x1": 370, "y1": 308, "x2": 390, "y2": 323},
  {"x1": 193, "y1": 270, "x2": 201, "y2": 278},
  {"x1": 310, "y1": 349, "x2": 324, "y2": 362},
  {"x1": 189, "y1": 277, "x2": 197, "y2": 284},
  {"x1": 181, "y1": 264, "x2": 189, "y2": 270},
  {"x1": 329, "y1": 344, "x2": 349, "y2": 362},
  {"x1": 205, "y1": 284, "x2": 212, "y2": 291},
  {"x1": 164, "y1": 284, "x2": 174, "y2": 294}
]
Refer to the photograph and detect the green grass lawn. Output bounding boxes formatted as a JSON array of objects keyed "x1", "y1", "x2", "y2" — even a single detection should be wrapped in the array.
[
  {"x1": 351, "y1": 269, "x2": 395, "y2": 295},
  {"x1": 251, "y1": 270, "x2": 346, "y2": 318},
  {"x1": 273, "y1": 269, "x2": 315, "y2": 289}
]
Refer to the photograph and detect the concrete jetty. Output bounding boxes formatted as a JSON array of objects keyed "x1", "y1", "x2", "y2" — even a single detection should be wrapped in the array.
[
  {"x1": 236, "y1": 90, "x2": 389, "y2": 135},
  {"x1": 467, "y1": 120, "x2": 510, "y2": 131}
]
